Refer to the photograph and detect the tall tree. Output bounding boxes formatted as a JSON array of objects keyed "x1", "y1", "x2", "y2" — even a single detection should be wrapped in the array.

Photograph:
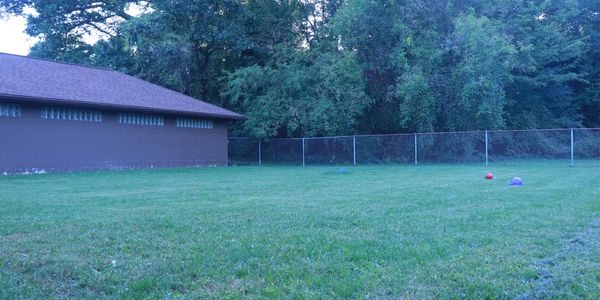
[
  {"x1": 448, "y1": 12, "x2": 516, "y2": 130},
  {"x1": 0, "y1": 0, "x2": 140, "y2": 62},
  {"x1": 497, "y1": 0, "x2": 587, "y2": 128},
  {"x1": 226, "y1": 50, "x2": 371, "y2": 138},
  {"x1": 577, "y1": 0, "x2": 600, "y2": 127}
]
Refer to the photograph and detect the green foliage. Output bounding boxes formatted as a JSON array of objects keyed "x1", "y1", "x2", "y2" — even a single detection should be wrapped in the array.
[
  {"x1": 226, "y1": 51, "x2": 371, "y2": 137},
  {"x1": 1, "y1": 0, "x2": 137, "y2": 63},
  {"x1": 498, "y1": 0, "x2": 588, "y2": 129},
  {"x1": 2, "y1": 0, "x2": 599, "y2": 136},
  {"x1": 394, "y1": 68, "x2": 436, "y2": 132},
  {"x1": 450, "y1": 12, "x2": 515, "y2": 130},
  {"x1": 225, "y1": 65, "x2": 283, "y2": 138}
]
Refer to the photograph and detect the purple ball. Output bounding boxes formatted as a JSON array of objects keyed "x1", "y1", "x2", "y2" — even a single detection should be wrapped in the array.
[{"x1": 509, "y1": 177, "x2": 523, "y2": 186}]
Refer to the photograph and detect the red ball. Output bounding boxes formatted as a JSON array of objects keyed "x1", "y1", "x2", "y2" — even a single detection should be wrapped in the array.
[{"x1": 485, "y1": 173, "x2": 494, "y2": 179}]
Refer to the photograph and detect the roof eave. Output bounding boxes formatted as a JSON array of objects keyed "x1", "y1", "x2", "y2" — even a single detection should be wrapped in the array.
[{"x1": 0, "y1": 93, "x2": 246, "y2": 121}]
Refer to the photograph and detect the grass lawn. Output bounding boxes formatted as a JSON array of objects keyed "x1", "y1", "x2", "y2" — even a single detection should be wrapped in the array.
[{"x1": 1, "y1": 163, "x2": 600, "y2": 299}]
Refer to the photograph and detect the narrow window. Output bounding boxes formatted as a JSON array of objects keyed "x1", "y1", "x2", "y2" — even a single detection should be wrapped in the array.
[
  {"x1": 176, "y1": 117, "x2": 213, "y2": 129},
  {"x1": 117, "y1": 113, "x2": 164, "y2": 126},
  {"x1": 0, "y1": 104, "x2": 21, "y2": 118},
  {"x1": 41, "y1": 106, "x2": 102, "y2": 122}
]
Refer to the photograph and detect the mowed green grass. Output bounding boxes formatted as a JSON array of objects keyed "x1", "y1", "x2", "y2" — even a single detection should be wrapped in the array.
[{"x1": 1, "y1": 163, "x2": 600, "y2": 299}]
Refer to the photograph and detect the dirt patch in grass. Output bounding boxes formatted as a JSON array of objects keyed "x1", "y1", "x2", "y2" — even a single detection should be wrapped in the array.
[
  {"x1": 518, "y1": 220, "x2": 600, "y2": 299},
  {"x1": 0, "y1": 231, "x2": 45, "y2": 242}
]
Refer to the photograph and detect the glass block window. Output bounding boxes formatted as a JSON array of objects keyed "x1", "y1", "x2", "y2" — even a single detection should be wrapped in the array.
[
  {"x1": 0, "y1": 104, "x2": 21, "y2": 117},
  {"x1": 176, "y1": 118, "x2": 213, "y2": 129},
  {"x1": 118, "y1": 113, "x2": 164, "y2": 126},
  {"x1": 41, "y1": 106, "x2": 101, "y2": 122}
]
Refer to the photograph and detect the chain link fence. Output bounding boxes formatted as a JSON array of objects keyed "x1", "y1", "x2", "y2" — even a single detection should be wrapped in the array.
[
  {"x1": 488, "y1": 129, "x2": 571, "y2": 163},
  {"x1": 229, "y1": 128, "x2": 600, "y2": 166}
]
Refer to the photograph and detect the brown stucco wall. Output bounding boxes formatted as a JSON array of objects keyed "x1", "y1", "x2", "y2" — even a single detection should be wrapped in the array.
[{"x1": 0, "y1": 101, "x2": 230, "y2": 173}]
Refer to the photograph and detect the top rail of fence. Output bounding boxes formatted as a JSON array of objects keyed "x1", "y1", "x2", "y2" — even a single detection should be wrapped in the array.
[{"x1": 230, "y1": 127, "x2": 600, "y2": 140}]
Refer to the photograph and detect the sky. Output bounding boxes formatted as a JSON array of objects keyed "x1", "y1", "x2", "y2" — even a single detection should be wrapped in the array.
[{"x1": 0, "y1": 14, "x2": 37, "y2": 55}]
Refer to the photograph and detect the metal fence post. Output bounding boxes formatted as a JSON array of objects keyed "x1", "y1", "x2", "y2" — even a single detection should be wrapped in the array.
[
  {"x1": 570, "y1": 128, "x2": 574, "y2": 167},
  {"x1": 353, "y1": 135, "x2": 357, "y2": 166},
  {"x1": 485, "y1": 130, "x2": 489, "y2": 167},
  {"x1": 414, "y1": 133, "x2": 418, "y2": 165},
  {"x1": 302, "y1": 137, "x2": 306, "y2": 167},
  {"x1": 258, "y1": 139, "x2": 262, "y2": 166}
]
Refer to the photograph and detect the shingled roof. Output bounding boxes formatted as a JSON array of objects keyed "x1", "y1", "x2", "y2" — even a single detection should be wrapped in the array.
[{"x1": 0, "y1": 52, "x2": 244, "y2": 120}]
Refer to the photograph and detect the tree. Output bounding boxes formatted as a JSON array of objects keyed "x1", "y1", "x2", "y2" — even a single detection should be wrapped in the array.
[
  {"x1": 394, "y1": 67, "x2": 436, "y2": 132},
  {"x1": 577, "y1": 0, "x2": 600, "y2": 127},
  {"x1": 448, "y1": 12, "x2": 516, "y2": 130},
  {"x1": 226, "y1": 50, "x2": 370, "y2": 138},
  {"x1": 496, "y1": 0, "x2": 587, "y2": 129},
  {"x1": 0, "y1": 0, "x2": 141, "y2": 62}
]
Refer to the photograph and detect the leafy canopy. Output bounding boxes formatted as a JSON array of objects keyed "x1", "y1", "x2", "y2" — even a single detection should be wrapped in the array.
[{"x1": 2, "y1": 0, "x2": 598, "y2": 136}]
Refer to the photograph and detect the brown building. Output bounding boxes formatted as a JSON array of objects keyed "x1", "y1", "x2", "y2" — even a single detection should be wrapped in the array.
[{"x1": 0, "y1": 53, "x2": 243, "y2": 173}]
